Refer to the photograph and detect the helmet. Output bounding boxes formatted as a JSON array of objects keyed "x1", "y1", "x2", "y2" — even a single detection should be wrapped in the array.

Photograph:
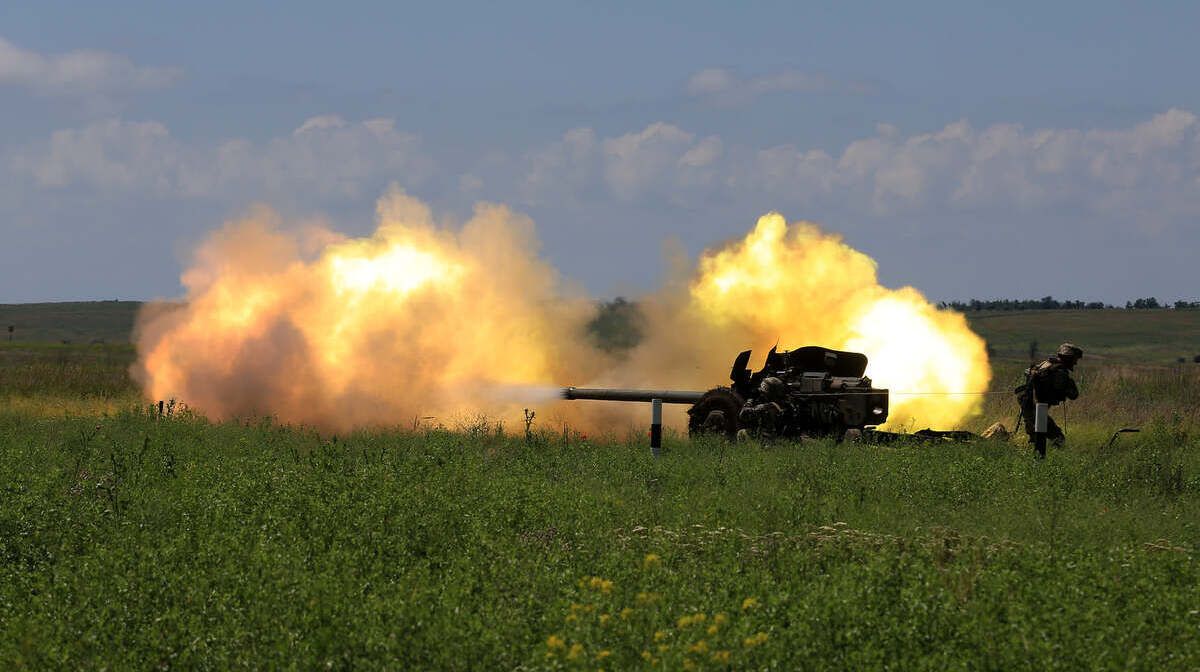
[
  {"x1": 758, "y1": 376, "x2": 786, "y2": 400},
  {"x1": 1056, "y1": 343, "x2": 1083, "y2": 361}
]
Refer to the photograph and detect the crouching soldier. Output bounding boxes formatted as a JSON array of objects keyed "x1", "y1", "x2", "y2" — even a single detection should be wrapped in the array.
[
  {"x1": 738, "y1": 376, "x2": 787, "y2": 440},
  {"x1": 1016, "y1": 342, "x2": 1082, "y2": 454}
]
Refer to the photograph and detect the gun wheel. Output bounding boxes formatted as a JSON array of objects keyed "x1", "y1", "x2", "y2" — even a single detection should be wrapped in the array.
[{"x1": 687, "y1": 387, "x2": 744, "y2": 440}]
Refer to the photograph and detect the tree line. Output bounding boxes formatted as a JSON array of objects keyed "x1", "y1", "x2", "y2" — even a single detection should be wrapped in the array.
[{"x1": 939, "y1": 297, "x2": 1200, "y2": 311}]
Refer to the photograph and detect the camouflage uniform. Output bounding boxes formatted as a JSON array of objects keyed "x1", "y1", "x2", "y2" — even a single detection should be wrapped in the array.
[
  {"x1": 1016, "y1": 343, "x2": 1082, "y2": 446},
  {"x1": 739, "y1": 376, "x2": 787, "y2": 439}
]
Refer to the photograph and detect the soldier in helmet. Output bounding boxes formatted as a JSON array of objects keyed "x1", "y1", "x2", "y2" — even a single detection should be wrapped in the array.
[
  {"x1": 759, "y1": 375, "x2": 787, "y2": 402},
  {"x1": 738, "y1": 376, "x2": 788, "y2": 440},
  {"x1": 1016, "y1": 342, "x2": 1083, "y2": 450}
]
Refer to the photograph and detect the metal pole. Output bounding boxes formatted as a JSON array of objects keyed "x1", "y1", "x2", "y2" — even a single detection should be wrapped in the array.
[
  {"x1": 650, "y1": 398, "x2": 663, "y2": 457},
  {"x1": 1034, "y1": 402, "x2": 1048, "y2": 458}
]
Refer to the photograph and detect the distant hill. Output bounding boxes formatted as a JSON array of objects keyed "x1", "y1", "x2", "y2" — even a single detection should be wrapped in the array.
[{"x1": 0, "y1": 301, "x2": 142, "y2": 344}]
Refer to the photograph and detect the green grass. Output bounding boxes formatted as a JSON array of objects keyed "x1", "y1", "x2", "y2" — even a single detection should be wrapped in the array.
[
  {"x1": 0, "y1": 306, "x2": 1198, "y2": 669},
  {"x1": 0, "y1": 301, "x2": 144, "y2": 345},
  {"x1": 0, "y1": 343, "x2": 139, "y2": 420},
  {"x1": 966, "y1": 309, "x2": 1200, "y2": 365},
  {"x1": 1, "y1": 409, "x2": 1197, "y2": 669},
  {"x1": 970, "y1": 360, "x2": 1200, "y2": 433}
]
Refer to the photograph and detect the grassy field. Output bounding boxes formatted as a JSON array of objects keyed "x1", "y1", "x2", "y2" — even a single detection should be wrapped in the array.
[
  {"x1": 969, "y1": 308, "x2": 1200, "y2": 365},
  {"x1": 1, "y1": 305, "x2": 1198, "y2": 669},
  {"x1": 0, "y1": 301, "x2": 143, "y2": 345}
]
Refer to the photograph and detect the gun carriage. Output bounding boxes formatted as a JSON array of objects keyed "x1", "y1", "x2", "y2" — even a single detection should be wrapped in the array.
[{"x1": 563, "y1": 345, "x2": 888, "y2": 440}]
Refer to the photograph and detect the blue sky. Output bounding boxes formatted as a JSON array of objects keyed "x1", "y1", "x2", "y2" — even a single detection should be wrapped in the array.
[{"x1": 2, "y1": 1, "x2": 1198, "y2": 302}]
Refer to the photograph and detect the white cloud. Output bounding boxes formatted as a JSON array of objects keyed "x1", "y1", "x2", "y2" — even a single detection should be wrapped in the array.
[
  {"x1": 521, "y1": 127, "x2": 598, "y2": 204},
  {"x1": 685, "y1": 68, "x2": 736, "y2": 96},
  {"x1": 730, "y1": 145, "x2": 835, "y2": 201},
  {"x1": 602, "y1": 123, "x2": 698, "y2": 200},
  {"x1": 522, "y1": 123, "x2": 724, "y2": 204},
  {"x1": 23, "y1": 119, "x2": 175, "y2": 191},
  {"x1": 686, "y1": 67, "x2": 866, "y2": 106},
  {"x1": 10, "y1": 115, "x2": 429, "y2": 201},
  {"x1": 679, "y1": 136, "x2": 723, "y2": 168},
  {"x1": 0, "y1": 36, "x2": 181, "y2": 96},
  {"x1": 11, "y1": 110, "x2": 1200, "y2": 234},
  {"x1": 293, "y1": 114, "x2": 347, "y2": 134},
  {"x1": 735, "y1": 110, "x2": 1200, "y2": 218},
  {"x1": 509, "y1": 111, "x2": 1200, "y2": 224}
]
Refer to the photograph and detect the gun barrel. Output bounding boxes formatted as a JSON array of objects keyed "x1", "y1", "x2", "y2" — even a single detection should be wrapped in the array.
[{"x1": 562, "y1": 387, "x2": 706, "y2": 404}]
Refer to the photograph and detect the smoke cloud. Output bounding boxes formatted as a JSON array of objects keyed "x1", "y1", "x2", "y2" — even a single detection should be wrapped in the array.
[{"x1": 135, "y1": 188, "x2": 991, "y2": 432}]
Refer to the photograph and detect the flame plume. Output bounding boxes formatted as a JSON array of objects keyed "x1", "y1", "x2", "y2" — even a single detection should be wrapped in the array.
[
  {"x1": 136, "y1": 196, "x2": 991, "y2": 432},
  {"x1": 619, "y1": 213, "x2": 991, "y2": 429},
  {"x1": 135, "y1": 188, "x2": 604, "y2": 430}
]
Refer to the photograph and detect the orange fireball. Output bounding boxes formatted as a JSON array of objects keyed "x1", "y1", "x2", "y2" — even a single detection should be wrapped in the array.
[{"x1": 136, "y1": 194, "x2": 991, "y2": 432}]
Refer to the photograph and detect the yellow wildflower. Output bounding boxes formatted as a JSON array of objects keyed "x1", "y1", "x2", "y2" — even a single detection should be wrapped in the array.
[
  {"x1": 641, "y1": 650, "x2": 653, "y2": 661},
  {"x1": 688, "y1": 640, "x2": 709, "y2": 654},
  {"x1": 682, "y1": 658, "x2": 697, "y2": 671},
  {"x1": 619, "y1": 607, "x2": 634, "y2": 620},
  {"x1": 657, "y1": 644, "x2": 670, "y2": 654},
  {"x1": 643, "y1": 553, "x2": 662, "y2": 569},
  {"x1": 653, "y1": 630, "x2": 668, "y2": 642},
  {"x1": 678, "y1": 612, "x2": 707, "y2": 628},
  {"x1": 743, "y1": 632, "x2": 769, "y2": 648},
  {"x1": 707, "y1": 624, "x2": 719, "y2": 636},
  {"x1": 565, "y1": 613, "x2": 578, "y2": 624},
  {"x1": 741, "y1": 596, "x2": 759, "y2": 611},
  {"x1": 596, "y1": 649, "x2": 612, "y2": 660},
  {"x1": 713, "y1": 612, "x2": 728, "y2": 625},
  {"x1": 636, "y1": 591, "x2": 659, "y2": 605},
  {"x1": 546, "y1": 635, "x2": 566, "y2": 650},
  {"x1": 599, "y1": 614, "x2": 611, "y2": 626},
  {"x1": 711, "y1": 650, "x2": 732, "y2": 664},
  {"x1": 567, "y1": 643, "x2": 584, "y2": 660},
  {"x1": 588, "y1": 576, "x2": 614, "y2": 594}
]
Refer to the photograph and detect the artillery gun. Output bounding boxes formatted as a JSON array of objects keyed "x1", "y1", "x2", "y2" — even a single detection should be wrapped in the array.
[{"x1": 563, "y1": 345, "x2": 889, "y2": 440}]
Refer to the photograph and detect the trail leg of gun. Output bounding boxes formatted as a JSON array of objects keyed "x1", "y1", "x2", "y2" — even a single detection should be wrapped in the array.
[
  {"x1": 650, "y1": 398, "x2": 663, "y2": 457},
  {"x1": 1034, "y1": 403, "x2": 1049, "y2": 458}
]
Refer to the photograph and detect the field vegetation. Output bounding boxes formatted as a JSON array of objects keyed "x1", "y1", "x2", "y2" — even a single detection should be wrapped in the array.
[
  {"x1": 0, "y1": 301, "x2": 143, "y2": 345},
  {"x1": 1, "y1": 305, "x2": 1197, "y2": 669}
]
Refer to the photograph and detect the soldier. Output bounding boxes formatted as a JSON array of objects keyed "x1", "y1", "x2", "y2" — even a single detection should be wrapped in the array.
[
  {"x1": 738, "y1": 376, "x2": 788, "y2": 440},
  {"x1": 1016, "y1": 342, "x2": 1082, "y2": 451}
]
